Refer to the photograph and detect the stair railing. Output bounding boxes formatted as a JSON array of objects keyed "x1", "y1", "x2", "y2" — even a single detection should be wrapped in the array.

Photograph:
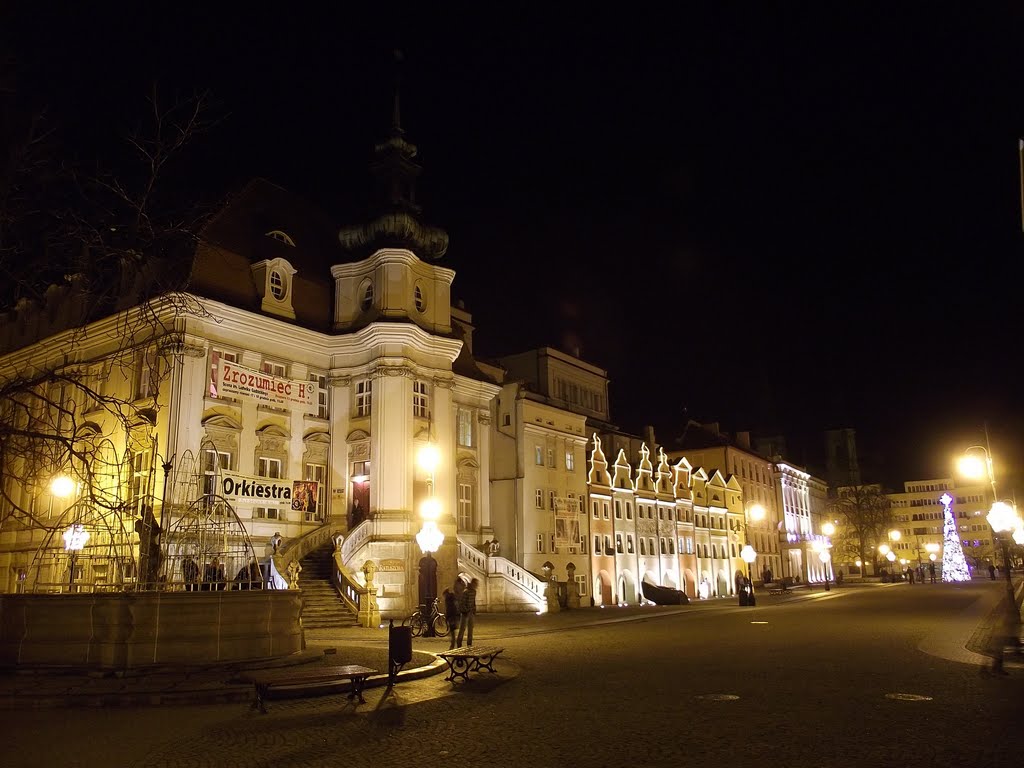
[{"x1": 274, "y1": 521, "x2": 347, "y2": 589}]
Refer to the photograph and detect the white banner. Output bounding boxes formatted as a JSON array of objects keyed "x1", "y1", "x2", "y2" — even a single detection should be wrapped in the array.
[
  {"x1": 215, "y1": 360, "x2": 317, "y2": 413},
  {"x1": 220, "y1": 473, "x2": 294, "y2": 506}
]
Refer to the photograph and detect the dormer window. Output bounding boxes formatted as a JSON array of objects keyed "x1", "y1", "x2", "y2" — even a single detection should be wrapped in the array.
[
  {"x1": 252, "y1": 258, "x2": 297, "y2": 320},
  {"x1": 360, "y1": 280, "x2": 374, "y2": 311},
  {"x1": 414, "y1": 283, "x2": 426, "y2": 313},
  {"x1": 265, "y1": 230, "x2": 295, "y2": 247}
]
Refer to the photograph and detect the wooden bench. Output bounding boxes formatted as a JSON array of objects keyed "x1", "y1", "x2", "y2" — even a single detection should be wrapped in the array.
[
  {"x1": 436, "y1": 646, "x2": 505, "y2": 683},
  {"x1": 767, "y1": 584, "x2": 789, "y2": 596},
  {"x1": 239, "y1": 664, "x2": 378, "y2": 713}
]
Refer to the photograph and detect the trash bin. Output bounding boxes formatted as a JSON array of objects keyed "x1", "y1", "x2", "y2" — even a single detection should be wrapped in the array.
[
  {"x1": 388, "y1": 620, "x2": 413, "y2": 683},
  {"x1": 738, "y1": 591, "x2": 749, "y2": 606}
]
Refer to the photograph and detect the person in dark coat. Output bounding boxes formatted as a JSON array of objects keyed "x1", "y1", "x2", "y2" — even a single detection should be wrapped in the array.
[
  {"x1": 182, "y1": 556, "x2": 199, "y2": 591},
  {"x1": 442, "y1": 586, "x2": 459, "y2": 649}
]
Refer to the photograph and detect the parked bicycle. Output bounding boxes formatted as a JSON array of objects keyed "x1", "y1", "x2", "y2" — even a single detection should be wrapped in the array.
[{"x1": 403, "y1": 596, "x2": 448, "y2": 637}]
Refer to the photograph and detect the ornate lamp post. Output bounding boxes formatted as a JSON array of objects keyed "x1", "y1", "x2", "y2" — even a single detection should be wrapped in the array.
[
  {"x1": 987, "y1": 500, "x2": 1022, "y2": 606},
  {"x1": 62, "y1": 523, "x2": 89, "y2": 592},
  {"x1": 416, "y1": 444, "x2": 444, "y2": 636}
]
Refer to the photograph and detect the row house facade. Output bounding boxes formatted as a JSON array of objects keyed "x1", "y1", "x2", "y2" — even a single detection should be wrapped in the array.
[{"x1": 586, "y1": 436, "x2": 746, "y2": 603}]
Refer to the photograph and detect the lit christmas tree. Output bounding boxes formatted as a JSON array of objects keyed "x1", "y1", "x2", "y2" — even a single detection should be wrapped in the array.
[{"x1": 940, "y1": 493, "x2": 971, "y2": 582}]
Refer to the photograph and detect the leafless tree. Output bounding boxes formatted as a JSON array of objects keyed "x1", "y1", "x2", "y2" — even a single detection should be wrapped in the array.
[
  {"x1": 827, "y1": 484, "x2": 894, "y2": 575},
  {"x1": 0, "y1": 87, "x2": 220, "y2": 555}
]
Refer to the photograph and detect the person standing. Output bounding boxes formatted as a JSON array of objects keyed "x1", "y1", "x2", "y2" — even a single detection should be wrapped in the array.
[
  {"x1": 182, "y1": 556, "x2": 199, "y2": 591},
  {"x1": 907, "y1": 567, "x2": 915, "y2": 585},
  {"x1": 929, "y1": 561, "x2": 937, "y2": 583},
  {"x1": 442, "y1": 585, "x2": 459, "y2": 650},
  {"x1": 988, "y1": 563, "x2": 997, "y2": 580},
  {"x1": 457, "y1": 578, "x2": 478, "y2": 648}
]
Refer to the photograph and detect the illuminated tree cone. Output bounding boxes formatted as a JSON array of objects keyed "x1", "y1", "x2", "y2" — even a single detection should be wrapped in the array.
[{"x1": 939, "y1": 493, "x2": 971, "y2": 582}]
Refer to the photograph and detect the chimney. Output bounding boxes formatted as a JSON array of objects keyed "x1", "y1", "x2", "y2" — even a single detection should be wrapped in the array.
[{"x1": 736, "y1": 431, "x2": 751, "y2": 450}]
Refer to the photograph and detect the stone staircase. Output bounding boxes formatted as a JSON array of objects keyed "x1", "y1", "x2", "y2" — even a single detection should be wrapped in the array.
[{"x1": 299, "y1": 544, "x2": 357, "y2": 629}]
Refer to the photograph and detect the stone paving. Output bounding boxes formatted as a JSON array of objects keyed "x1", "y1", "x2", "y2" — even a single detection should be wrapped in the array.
[
  {"x1": 1, "y1": 579, "x2": 1019, "y2": 711},
  {"x1": 2, "y1": 579, "x2": 1022, "y2": 768}
]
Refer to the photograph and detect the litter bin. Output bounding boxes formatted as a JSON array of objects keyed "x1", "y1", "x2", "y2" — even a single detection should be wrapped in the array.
[{"x1": 388, "y1": 620, "x2": 413, "y2": 683}]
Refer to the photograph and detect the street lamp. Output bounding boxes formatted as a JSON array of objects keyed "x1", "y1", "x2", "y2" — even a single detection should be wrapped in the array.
[
  {"x1": 987, "y1": 500, "x2": 1022, "y2": 604},
  {"x1": 62, "y1": 523, "x2": 89, "y2": 592},
  {"x1": 743, "y1": 502, "x2": 766, "y2": 582},
  {"x1": 416, "y1": 442, "x2": 444, "y2": 635},
  {"x1": 740, "y1": 545, "x2": 757, "y2": 606}
]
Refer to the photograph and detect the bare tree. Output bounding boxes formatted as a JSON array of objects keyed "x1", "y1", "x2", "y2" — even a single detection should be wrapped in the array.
[
  {"x1": 0, "y1": 87, "x2": 219, "y2": 570},
  {"x1": 827, "y1": 484, "x2": 894, "y2": 575}
]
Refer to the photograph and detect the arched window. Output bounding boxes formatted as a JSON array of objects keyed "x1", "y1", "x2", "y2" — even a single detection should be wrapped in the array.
[
  {"x1": 265, "y1": 230, "x2": 295, "y2": 246},
  {"x1": 360, "y1": 280, "x2": 374, "y2": 311},
  {"x1": 269, "y1": 269, "x2": 286, "y2": 300},
  {"x1": 414, "y1": 283, "x2": 426, "y2": 312}
]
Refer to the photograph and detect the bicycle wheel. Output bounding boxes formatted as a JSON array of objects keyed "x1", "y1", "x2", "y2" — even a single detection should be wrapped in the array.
[
  {"x1": 408, "y1": 614, "x2": 425, "y2": 637},
  {"x1": 432, "y1": 614, "x2": 449, "y2": 636}
]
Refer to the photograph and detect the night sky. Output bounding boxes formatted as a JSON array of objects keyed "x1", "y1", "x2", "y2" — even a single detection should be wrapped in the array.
[{"x1": 5, "y1": 4, "x2": 1024, "y2": 489}]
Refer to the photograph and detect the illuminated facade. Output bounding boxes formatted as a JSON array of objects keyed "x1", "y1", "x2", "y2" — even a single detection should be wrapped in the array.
[
  {"x1": 887, "y1": 478, "x2": 991, "y2": 571},
  {"x1": 587, "y1": 437, "x2": 745, "y2": 602},
  {"x1": 0, "y1": 113, "x2": 502, "y2": 617}
]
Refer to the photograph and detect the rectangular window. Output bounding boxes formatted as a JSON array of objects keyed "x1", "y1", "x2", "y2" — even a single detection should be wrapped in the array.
[
  {"x1": 303, "y1": 462, "x2": 327, "y2": 522},
  {"x1": 413, "y1": 380, "x2": 430, "y2": 418},
  {"x1": 262, "y1": 360, "x2": 287, "y2": 378},
  {"x1": 458, "y1": 483, "x2": 473, "y2": 529},
  {"x1": 355, "y1": 379, "x2": 372, "y2": 417},
  {"x1": 616, "y1": 534, "x2": 623, "y2": 554},
  {"x1": 576, "y1": 574, "x2": 587, "y2": 596},
  {"x1": 547, "y1": 448, "x2": 555, "y2": 468},
  {"x1": 202, "y1": 449, "x2": 231, "y2": 497},
  {"x1": 604, "y1": 535, "x2": 613, "y2": 555},
  {"x1": 649, "y1": 537, "x2": 656, "y2": 555},
  {"x1": 565, "y1": 449, "x2": 575, "y2": 471},
  {"x1": 627, "y1": 535, "x2": 634, "y2": 554},
  {"x1": 615, "y1": 500, "x2": 622, "y2": 519},
  {"x1": 536, "y1": 533, "x2": 545, "y2": 553},
  {"x1": 136, "y1": 346, "x2": 161, "y2": 400},
  {"x1": 626, "y1": 502, "x2": 633, "y2": 520},
  {"x1": 209, "y1": 349, "x2": 238, "y2": 399},
  {"x1": 261, "y1": 361, "x2": 287, "y2": 411},
  {"x1": 639, "y1": 538, "x2": 646, "y2": 556},
  {"x1": 308, "y1": 373, "x2": 329, "y2": 418},
  {"x1": 594, "y1": 535, "x2": 601, "y2": 553},
  {"x1": 258, "y1": 457, "x2": 283, "y2": 479},
  {"x1": 579, "y1": 534, "x2": 587, "y2": 554},
  {"x1": 255, "y1": 506, "x2": 283, "y2": 520},
  {"x1": 548, "y1": 490, "x2": 556, "y2": 511},
  {"x1": 602, "y1": 502, "x2": 609, "y2": 520},
  {"x1": 592, "y1": 501, "x2": 599, "y2": 519},
  {"x1": 535, "y1": 489, "x2": 544, "y2": 509},
  {"x1": 126, "y1": 448, "x2": 152, "y2": 512},
  {"x1": 457, "y1": 409, "x2": 474, "y2": 447},
  {"x1": 535, "y1": 446, "x2": 544, "y2": 466},
  {"x1": 660, "y1": 538, "x2": 667, "y2": 555}
]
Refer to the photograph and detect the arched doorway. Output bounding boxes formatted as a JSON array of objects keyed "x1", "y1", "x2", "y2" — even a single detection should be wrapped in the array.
[{"x1": 618, "y1": 570, "x2": 637, "y2": 605}]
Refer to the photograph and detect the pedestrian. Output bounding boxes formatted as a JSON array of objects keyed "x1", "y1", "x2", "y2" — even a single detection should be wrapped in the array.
[
  {"x1": 270, "y1": 532, "x2": 284, "y2": 555},
  {"x1": 907, "y1": 567, "x2": 915, "y2": 585},
  {"x1": 443, "y1": 585, "x2": 459, "y2": 649},
  {"x1": 734, "y1": 569, "x2": 745, "y2": 596},
  {"x1": 182, "y1": 555, "x2": 199, "y2": 591},
  {"x1": 988, "y1": 563, "x2": 996, "y2": 581},
  {"x1": 929, "y1": 561, "x2": 937, "y2": 583},
  {"x1": 457, "y1": 577, "x2": 478, "y2": 647},
  {"x1": 985, "y1": 599, "x2": 1022, "y2": 676}
]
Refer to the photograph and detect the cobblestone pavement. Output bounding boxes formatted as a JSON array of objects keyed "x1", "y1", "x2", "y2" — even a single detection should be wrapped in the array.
[{"x1": 5, "y1": 579, "x2": 1022, "y2": 768}]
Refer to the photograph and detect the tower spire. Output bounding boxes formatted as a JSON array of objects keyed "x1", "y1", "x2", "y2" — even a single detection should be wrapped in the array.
[{"x1": 337, "y1": 51, "x2": 449, "y2": 261}]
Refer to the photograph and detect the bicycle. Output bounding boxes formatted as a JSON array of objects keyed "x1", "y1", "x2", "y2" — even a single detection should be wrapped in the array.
[{"x1": 403, "y1": 597, "x2": 448, "y2": 637}]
